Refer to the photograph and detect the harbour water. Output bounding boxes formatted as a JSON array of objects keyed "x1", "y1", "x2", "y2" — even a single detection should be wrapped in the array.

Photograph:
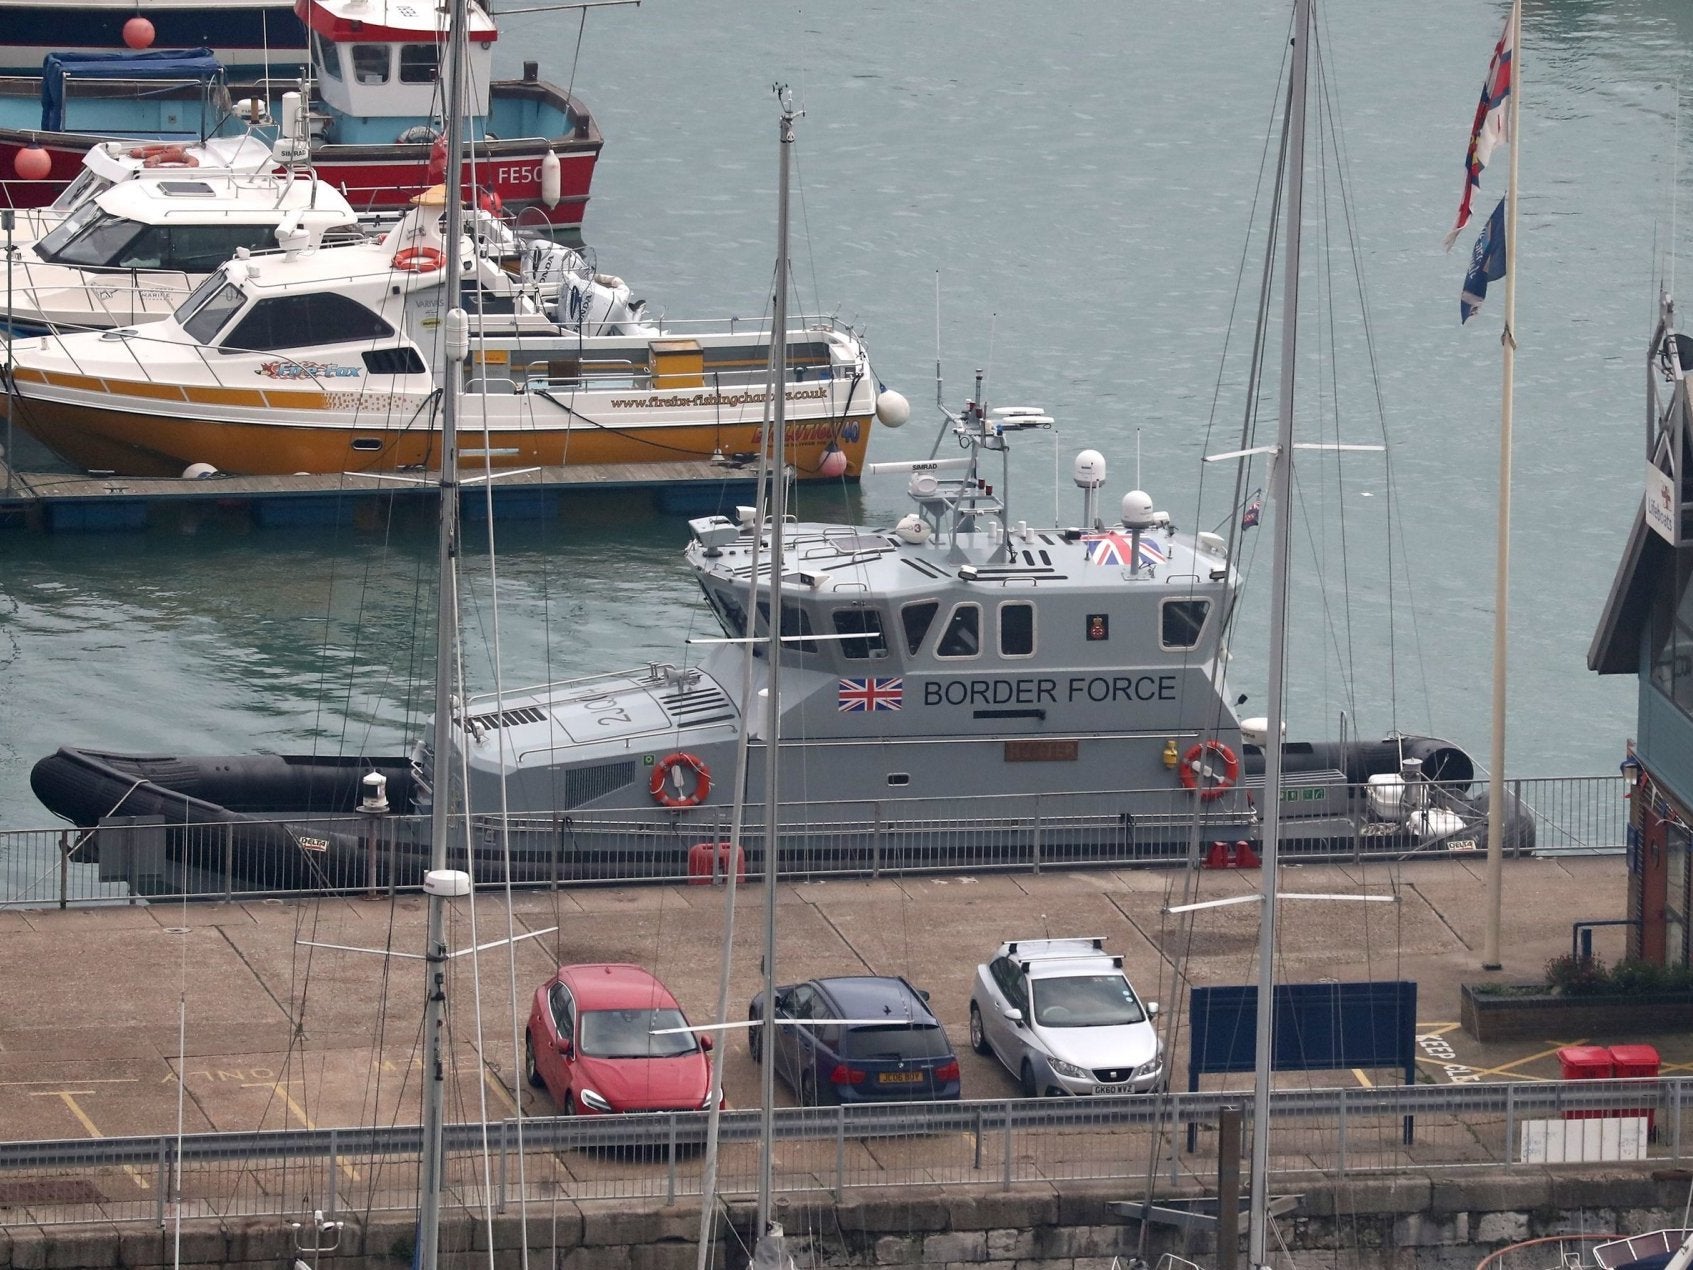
[{"x1": 0, "y1": 0, "x2": 1687, "y2": 830}]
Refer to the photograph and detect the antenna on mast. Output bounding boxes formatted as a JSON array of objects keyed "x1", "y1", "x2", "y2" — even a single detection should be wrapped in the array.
[{"x1": 933, "y1": 270, "x2": 943, "y2": 411}]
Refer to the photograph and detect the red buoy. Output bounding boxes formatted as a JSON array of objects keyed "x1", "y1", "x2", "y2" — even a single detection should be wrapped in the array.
[
  {"x1": 817, "y1": 444, "x2": 849, "y2": 479},
  {"x1": 123, "y1": 16, "x2": 156, "y2": 49},
  {"x1": 425, "y1": 136, "x2": 447, "y2": 184},
  {"x1": 13, "y1": 146, "x2": 52, "y2": 181},
  {"x1": 477, "y1": 188, "x2": 503, "y2": 214}
]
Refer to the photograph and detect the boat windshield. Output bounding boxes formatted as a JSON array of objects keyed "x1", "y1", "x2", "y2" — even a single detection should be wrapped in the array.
[
  {"x1": 37, "y1": 207, "x2": 284, "y2": 273},
  {"x1": 1030, "y1": 974, "x2": 1146, "y2": 1028},
  {"x1": 49, "y1": 168, "x2": 115, "y2": 214},
  {"x1": 577, "y1": 1008, "x2": 700, "y2": 1058},
  {"x1": 179, "y1": 278, "x2": 249, "y2": 344},
  {"x1": 34, "y1": 204, "x2": 139, "y2": 266}
]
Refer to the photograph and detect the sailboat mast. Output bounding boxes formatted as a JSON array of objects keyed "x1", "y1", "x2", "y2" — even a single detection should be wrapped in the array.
[
  {"x1": 755, "y1": 88, "x2": 796, "y2": 1243},
  {"x1": 1248, "y1": 0, "x2": 1311, "y2": 1264},
  {"x1": 417, "y1": 0, "x2": 471, "y2": 1259}
]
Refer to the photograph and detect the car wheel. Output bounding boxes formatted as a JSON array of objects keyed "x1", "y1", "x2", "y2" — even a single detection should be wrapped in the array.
[
  {"x1": 562, "y1": 1087, "x2": 577, "y2": 1115},
  {"x1": 748, "y1": 1015, "x2": 763, "y2": 1064},
  {"x1": 524, "y1": 1031, "x2": 545, "y2": 1089},
  {"x1": 968, "y1": 1002, "x2": 992, "y2": 1056},
  {"x1": 1020, "y1": 1059, "x2": 1039, "y2": 1099}
]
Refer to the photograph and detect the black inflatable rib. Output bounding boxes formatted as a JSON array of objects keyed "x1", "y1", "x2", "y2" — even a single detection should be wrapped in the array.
[{"x1": 31, "y1": 747, "x2": 422, "y2": 890}]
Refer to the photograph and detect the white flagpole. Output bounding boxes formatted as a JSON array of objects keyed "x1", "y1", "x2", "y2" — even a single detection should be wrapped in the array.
[{"x1": 1482, "y1": 0, "x2": 1522, "y2": 973}]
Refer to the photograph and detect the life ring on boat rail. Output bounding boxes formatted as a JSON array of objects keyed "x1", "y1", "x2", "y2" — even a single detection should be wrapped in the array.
[
  {"x1": 392, "y1": 245, "x2": 446, "y2": 273},
  {"x1": 141, "y1": 146, "x2": 198, "y2": 169},
  {"x1": 1179, "y1": 740, "x2": 1239, "y2": 802},
  {"x1": 650, "y1": 752, "x2": 711, "y2": 808}
]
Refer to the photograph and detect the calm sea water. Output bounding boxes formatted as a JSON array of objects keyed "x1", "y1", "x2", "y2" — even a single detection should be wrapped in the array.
[{"x1": 0, "y1": 0, "x2": 1688, "y2": 829}]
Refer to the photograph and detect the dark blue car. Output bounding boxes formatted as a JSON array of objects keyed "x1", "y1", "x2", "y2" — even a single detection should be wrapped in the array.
[{"x1": 747, "y1": 975, "x2": 962, "y2": 1104}]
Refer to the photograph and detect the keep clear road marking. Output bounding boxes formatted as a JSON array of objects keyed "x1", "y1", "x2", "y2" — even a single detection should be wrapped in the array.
[
  {"x1": 1416, "y1": 1021, "x2": 1485, "y2": 1085},
  {"x1": 1416, "y1": 1021, "x2": 1597, "y2": 1083},
  {"x1": 30, "y1": 1090, "x2": 148, "y2": 1189},
  {"x1": 242, "y1": 1080, "x2": 360, "y2": 1182}
]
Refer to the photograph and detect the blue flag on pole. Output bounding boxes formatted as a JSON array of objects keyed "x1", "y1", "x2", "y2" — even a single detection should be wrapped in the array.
[{"x1": 1460, "y1": 198, "x2": 1507, "y2": 323}]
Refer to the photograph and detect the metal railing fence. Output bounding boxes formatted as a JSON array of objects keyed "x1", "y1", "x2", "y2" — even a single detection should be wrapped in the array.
[
  {"x1": 0, "y1": 1076, "x2": 1681, "y2": 1228},
  {"x1": 0, "y1": 773, "x2": 1626, "y2": 907}
]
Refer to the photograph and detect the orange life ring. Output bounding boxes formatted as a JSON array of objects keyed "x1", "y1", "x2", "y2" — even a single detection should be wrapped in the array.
[
  {"x1": 392, "y1": 245, "x2": 446, "y2": 273},
  {"x1": 129, "y1": 144, "x2": 181, "y2": 160},
  {"x1": 1179, "y1": 740, "x2": 1239, "y2": 802},
  {"x1": 650, "y1": 752, "x2": 710, "y2": 808},
  {"x1": 142, "y1": 147, "x2": 198, "y2": 169}
]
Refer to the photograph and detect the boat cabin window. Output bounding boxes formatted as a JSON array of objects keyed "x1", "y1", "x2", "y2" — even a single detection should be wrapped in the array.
[
  {"x1": 935, "y1": 603, "x2": 981, "y2": 659},
  {"x1": 350, "y1": 44, "x2": 391, "y2": 84},
  {"x1": 461, "y1": 281, "x2": 519, "y2": 315},
  {"x1": 1160, "y1": 598, "x2": 1211, "y2": 651},
  {"x1": 900, "y1": 600, "x2": 938, "y2": 656},
  {"x1": 832, "y1": 607, "x2": 888, "y2": 661},
  {"x1": 999, "y1": 601, "x2": 1035, "y2": 657},
  {"x1": 703, "y1": 586, "x2": 748, "y2": 640},
  {"x1": 363, "y1": 347, "x2": 427, "y2": 375},
  {"x1": 399, "y1": 44, "x2": 439, "y2": 83},
  {"x1": 33, "y1": 203, "x2": 130, "y2": 265},
  {"x1": 312, "y1": 32, "x2": 343, "y2": 81},
  {"x1": 35, "y1": 211, "x2": 280, "y2": 273},
  {"x1": 755, "y1": 599, "x2": 818, "y2": 655},
  {"x1": 222, "y1": 293, "x2": 394, "y2": 352},
  {"x1": 49, "y1": 167, "x2": 112, "y2": 213},
  {"x1": 180, "y1": 279, "x2": 248, "y2": 344}
]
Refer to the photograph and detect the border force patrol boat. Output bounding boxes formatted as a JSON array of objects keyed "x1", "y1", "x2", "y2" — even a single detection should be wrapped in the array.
[{"x1": 30, "y1": 381, "x2": 1534, "y2": 890}]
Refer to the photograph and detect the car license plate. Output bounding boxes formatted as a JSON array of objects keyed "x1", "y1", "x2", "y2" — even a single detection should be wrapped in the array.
[
  {"x1": 878, "y1": 1071, "x2": 923, "y2": 1084},
  {"x1": 1093, "y1": 1083, "x2": 1124, "y2": 1095}
]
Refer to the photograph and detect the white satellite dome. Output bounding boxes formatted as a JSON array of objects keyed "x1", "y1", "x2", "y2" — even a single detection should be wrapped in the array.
[
  {"x1": 1120, "y1": 490, "x2": 1156, "y2": 529},
  {"x1": 1073, "y1": 449, "x2": 1107, "y2": 489}
]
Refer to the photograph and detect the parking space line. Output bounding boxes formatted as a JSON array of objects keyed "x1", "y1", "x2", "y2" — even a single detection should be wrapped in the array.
[
  {"x1": 33, "y1": 1091, "x2": 148, "y2": 1189},
  {"x1": 1352, "y1": 1069, "x2": 1374, "y2": 1087},
  {"x1": 0, "y1": 1078, "x2": 138, "y2": 1088},
  {"x1": 242, "y1": 1082, "x2": 359, "y2": 1182},
  {"x1": 482, "y1": 1066, "x2": 518, "y2": 1116}
]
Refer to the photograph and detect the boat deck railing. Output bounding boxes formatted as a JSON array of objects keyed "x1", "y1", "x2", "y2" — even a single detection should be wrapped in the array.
[
  {"x1": 0, "y1": 1074, "x2": 1685, "y2": 1227},
  {"x1": 0, "y1": 772, "x2": 1625, "y2": 907}
]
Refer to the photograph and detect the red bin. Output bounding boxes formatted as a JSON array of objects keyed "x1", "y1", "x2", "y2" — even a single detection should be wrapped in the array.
[
  {"x1": 687, "y1": 841, "x2": 745, "y2": 885},
  {"x1": 1609, "y1": 1044, "x2": 1660, "y2": 1132},
  {"x1": 1557, "y1": 1046, "x2": 1614, "y2": 1120}
]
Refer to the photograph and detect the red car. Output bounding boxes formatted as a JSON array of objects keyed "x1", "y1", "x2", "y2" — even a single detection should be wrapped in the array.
[{"x1": 525, "y1": 963, "x2": 716, "y2": 1115}]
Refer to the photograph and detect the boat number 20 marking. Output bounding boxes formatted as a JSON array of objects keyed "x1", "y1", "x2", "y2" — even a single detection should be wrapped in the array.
[{"x1": 582, "y1": 695, "x2": 631, "y2": 726}]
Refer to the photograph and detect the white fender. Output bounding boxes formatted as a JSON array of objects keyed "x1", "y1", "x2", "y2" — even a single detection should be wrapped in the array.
[{"x1": 540, "y1": 150, "x2": 562, "y2": 208}]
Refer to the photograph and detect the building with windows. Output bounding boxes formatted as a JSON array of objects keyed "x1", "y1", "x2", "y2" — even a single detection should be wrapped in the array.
[{"x1": 1590, "y1": 301, "x2": 1693, "y2": 965}]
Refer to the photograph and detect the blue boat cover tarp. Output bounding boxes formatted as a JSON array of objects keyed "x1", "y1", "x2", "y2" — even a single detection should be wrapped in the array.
[{"x1": 40, "y1": 48, "x2": 224, "y2": 132}]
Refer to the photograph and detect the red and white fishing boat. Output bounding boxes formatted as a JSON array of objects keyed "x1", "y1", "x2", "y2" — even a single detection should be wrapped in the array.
[{"x1": 0, "y1": 0, "x2": 601, "y2": 238}]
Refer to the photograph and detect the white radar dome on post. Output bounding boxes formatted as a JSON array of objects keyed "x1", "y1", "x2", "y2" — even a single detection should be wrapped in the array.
[
  {"x1": 1121, "y1": 490, "x2": 1157, "y2": 530},
  {"x1": 1073, "y1": 450, "x2": 1106, "y2": 489},
  {"x1": 875, "y1": 389, "x2": 911, "y2": 428}
]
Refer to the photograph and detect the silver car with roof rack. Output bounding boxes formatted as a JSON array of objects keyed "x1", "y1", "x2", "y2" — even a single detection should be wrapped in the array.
[{"x1": 969, "y1": 936, "x2": 1164, "y2": 1097}]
